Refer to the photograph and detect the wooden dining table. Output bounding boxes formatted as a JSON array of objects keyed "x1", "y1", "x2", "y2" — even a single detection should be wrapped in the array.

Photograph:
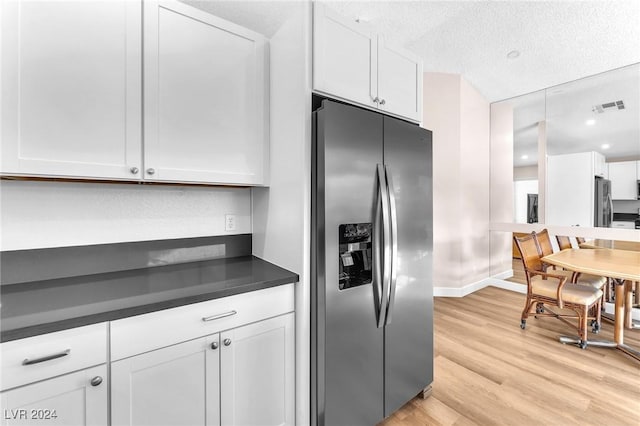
[{"x1": 542, "y1": 248, "x2": 640, "y2": 361}]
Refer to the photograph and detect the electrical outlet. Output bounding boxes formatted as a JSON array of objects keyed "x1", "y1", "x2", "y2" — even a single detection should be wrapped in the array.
[{"x1": 225, "y1": 214, "x2": 237, "y2": 231}]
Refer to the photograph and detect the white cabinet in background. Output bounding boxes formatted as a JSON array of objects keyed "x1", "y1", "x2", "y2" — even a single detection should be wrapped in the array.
[
  {"x1": 546, "y1": 152, "x2": 597, "y2": 227},
  {"x1": 0, "y1": 0, "x2": 142, "y2": 180},
  {"x1": 313, "y1": 2, "x2": 422, "y2": 122},
  {"x1": 143, "y1": 0, "x2": 269, "y2": 185},
  {"x1": 608, "y1": 161, "x2": 638, "y2": 200},
  {"x1": 1, "y1": 365, "x2": 108, "y2": 426},
  {"x1": 611, "y1": 221, "x2": 635, "y2": 230},
  {"x1": 592, "y1": 151, "x2": 607, "y2": 177}
]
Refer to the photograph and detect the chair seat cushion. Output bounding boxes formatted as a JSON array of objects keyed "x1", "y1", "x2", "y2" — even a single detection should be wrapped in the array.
[
  {"x1": 576, "y1": 273, "x2": 607, "y2": 289},
  {"x1": 546, "y1": 268, "x2": 606, "y2": 289},
  {"x1": 531, "y1": 275, "x2": 603, "y2": 305}
]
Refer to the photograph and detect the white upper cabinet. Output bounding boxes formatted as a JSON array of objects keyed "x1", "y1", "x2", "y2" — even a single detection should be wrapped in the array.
[
  {"x1": 313, "y1": 2, "x2": 377, "y2": 109},
  {"x1": 608, "y1": 161, "x2": 637, "y2": 200},
  {"x1": 313, "y1": 2, "x2": 423, "y2": 122},
  {"x1": 377, "y1": 37, "x2": 423, "y2": 121},
  {"x1": 0, "y1": 0, "x2": 142, "y2": 180},
  {"x1": 143, "y1": 0, "x2": 269, "y2": 185}
]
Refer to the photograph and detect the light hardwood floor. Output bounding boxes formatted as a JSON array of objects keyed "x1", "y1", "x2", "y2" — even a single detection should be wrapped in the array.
[{"x1": 379, "y1": 286, "x2": 640, "y2": 426}]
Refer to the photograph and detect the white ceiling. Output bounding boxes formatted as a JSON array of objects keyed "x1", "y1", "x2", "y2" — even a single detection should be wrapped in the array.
[
  {"x1": 185, "y1": 0, "x2": 640, "y2": 103},
  {"x1": 510, "y1": 63, "x2": 640, "y2": 168}
]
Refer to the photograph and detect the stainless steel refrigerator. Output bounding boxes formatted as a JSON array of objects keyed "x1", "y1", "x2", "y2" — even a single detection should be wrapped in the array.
[
  {"x1": 594, "y1": 176, "x2": 613, "y2": 227},
  {"x1": 312, "y1": 99, "x2": 433, "y2": 425}
]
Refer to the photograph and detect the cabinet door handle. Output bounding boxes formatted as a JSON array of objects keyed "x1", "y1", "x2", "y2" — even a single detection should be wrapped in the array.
[
  {"x1": 22, "y1": 349, "x2": 71, "y2": 366},
  {"x1": 146, "y1": 168, "x2": 155, "y2": 175},
  {"x1": 211, "y1": 342, "x2": 219, "y2": 350},
  {"x1": 202, "y1": 310, "x2": 237, "y2": 322},
  {"x1": 379, "y1": 99, "x2": 386, "y2": 105},
  {"x1": 223, "y1": 338, "x2": 232, "y2": 346},
  {"x1": 373, "y1": 97, "x2": 380, "y2": 104},
  {"x1": 130, "y1": 167, "x2": 139, "y2": 174},
  {"x1": 90, "y1": 376, "x2": 103, "y2": 387}
]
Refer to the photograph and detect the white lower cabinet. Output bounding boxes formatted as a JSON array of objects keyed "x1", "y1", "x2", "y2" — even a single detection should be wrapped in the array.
[
  {"x1": 111, "y1": 313, "x2": 294, "y2": 426},
  {"x1": 0, "y1": 364, "x2": 108, "y2": 426},
  {"x1": 220, "y1": 314, "x2": 295, "y2": 426},
  {"x1": 111, "y1": 336, "x2": 218, "y2": 426}
]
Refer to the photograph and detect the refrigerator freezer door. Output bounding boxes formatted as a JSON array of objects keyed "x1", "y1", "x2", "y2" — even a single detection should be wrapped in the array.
[
  {"x1": 313, "y1": 100, "x2": 385, "y2": 425},
  {"x1": 382, "y1": 115, "x2": 434, "y2": 416}
]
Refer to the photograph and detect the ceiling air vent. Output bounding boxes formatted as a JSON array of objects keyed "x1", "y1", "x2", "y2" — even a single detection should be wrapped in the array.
[{"x1": 592, "y1": 100, "x2": 625, "y2": 113}]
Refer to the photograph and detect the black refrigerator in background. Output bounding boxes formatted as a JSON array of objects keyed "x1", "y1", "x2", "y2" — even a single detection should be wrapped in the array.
[
  {"x1": 594, "y1": 176, "x2": 613, "y2": 227},
  {"x1": 312, "y1": 99, "x2": 434, "y2": 425}
]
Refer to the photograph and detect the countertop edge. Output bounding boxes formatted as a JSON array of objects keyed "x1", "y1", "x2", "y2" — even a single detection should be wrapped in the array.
[{"x1": 1, "y1": 272, "x2": 298, "y2": 343}]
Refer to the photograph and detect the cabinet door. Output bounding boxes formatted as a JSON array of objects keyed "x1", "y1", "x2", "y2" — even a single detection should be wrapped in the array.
[
  {"x1": 609, "y1": 161, "x2": 637, "y2": 200},
  {"x1": 111, "y1": 336, "x2": 220, "y2": 426},
  {"x1": 0, "y1": 365, "x2": 107, "y2": 426},
  {"x1": 0, "y1": 0, "x2": 142, "y2": 180},
  {"x1": 313, "y1": 2, "x2": 378, "y2": 109},
  {"x1": 546, "y1": 153, "x2": 593, "y2": 226},
  {"x1": 377, "y1": 37, "x2": 423, "y2": 122},
  {"x1": 220, "y1": 314, "x2": 294, "y2": 426},
  {"x1": 143, "y1": 0, "x2": 268, "y2": 185}
]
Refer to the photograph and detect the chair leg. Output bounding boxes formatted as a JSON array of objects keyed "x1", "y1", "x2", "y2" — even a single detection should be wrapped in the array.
[
  {"x1": 592, "y1": 299, "x2": 601, "y2": 333},
  {"x1": 579, "y1": 306, "x2": 588, "y2": 349},
  {"x1": 521, "y1": 295, "x2": 534, "y2": 329}
]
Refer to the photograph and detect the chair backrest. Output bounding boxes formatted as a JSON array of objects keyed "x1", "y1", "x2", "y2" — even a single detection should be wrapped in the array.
[
  {"x1": 556, "y1": 235, "x2": 572, "y2": 250},
  {"x1": 576, "y1": 237, "x2": 586, "y2": 244},
  {"x1": 534, "y1": 229, "x2": 553, "y2": 257},
  {"x1": 513, "y1": 233, "x2": 544, "y2": 273}
]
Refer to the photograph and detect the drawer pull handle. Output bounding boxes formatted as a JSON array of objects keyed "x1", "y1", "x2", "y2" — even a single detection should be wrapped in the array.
[
  {"x1": 202, "y1": 310, "x2": 237, "y2": 322},
  {"x1": 90, "y1": 376, "x2": 103, "y2": 387},
  {"x1": 22, "y1": 349, "x2": 71, "y2": 366}
]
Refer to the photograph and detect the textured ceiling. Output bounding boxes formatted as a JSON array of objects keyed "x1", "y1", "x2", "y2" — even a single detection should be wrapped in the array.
[
  {"x1": 184, "y1": 0, "x2": 640, "y2": 103},
  {"x1": 328, "y1": 0, "x2": 640, "y2": 102}
]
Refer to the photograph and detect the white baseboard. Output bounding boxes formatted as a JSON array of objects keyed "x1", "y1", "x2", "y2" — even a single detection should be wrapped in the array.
[
  {"x1": 433, "y1": 270, "x2": 515, "y2": 297},
  {"x1": 435, "y1": 274, "x2": 640, "y2": 321},
  {"x1": 604, "y1": 302, "x2": 640, "y2": 321}
]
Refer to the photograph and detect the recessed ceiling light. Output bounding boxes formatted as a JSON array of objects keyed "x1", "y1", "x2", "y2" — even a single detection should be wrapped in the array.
[
  {"x1": 521, "y1": 154, "x2": 528, "y2": 160},
  {"x1": 601, "y1": 143, "x2": 610, "y2": 150},
  {"x1": 507, "y1": 50, "x2": 520, "y2": 59},
  {"x1": 585, "y1": 119, "x2": 596, "y2": 126}
]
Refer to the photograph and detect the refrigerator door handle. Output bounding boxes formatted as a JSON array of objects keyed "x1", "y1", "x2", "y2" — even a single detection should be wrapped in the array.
[
  {"x1": 607, "y1": 193, "x2": 614, "y2": 226},
  {"x1": 384, "y1": 165, "x2": 399, "y2": 326},
  {"x1": 376, "y1": 164, "x2": 391, "y2": 328}
]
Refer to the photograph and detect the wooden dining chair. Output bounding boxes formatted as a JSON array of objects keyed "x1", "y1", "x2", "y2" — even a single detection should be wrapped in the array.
[
  {"x1": 535, "y1": 230, "x2": 607, "y2": 293},
  {"x1": 555, "y1": 235, "x2": 572, "y2": 250},
  {"x1": 555, "y1": 234, "x2": 612, "y2": 305},
  {"x1": 514, "y1": 233, "x2": 603, "y2": 349}
]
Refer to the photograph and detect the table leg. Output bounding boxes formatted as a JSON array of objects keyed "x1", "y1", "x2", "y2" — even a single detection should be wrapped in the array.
[
  {"x1": 625, "y1": 281, "x2": 633, "y2": 329},
  {"x1": 614, "y1": 279, "x2": 625, "y2": 344}
]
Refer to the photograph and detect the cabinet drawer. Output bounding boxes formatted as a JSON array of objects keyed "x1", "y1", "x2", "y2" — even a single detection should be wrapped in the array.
[
  {"x1": 1, "y1": 323, "x2": 107, "y2": 391},
  {"x1": 110, "y1": 284, "x2": 294, "y2": 360},
  {"x1": 611, "y1": 221, "x2": 635, "y2": 229}
]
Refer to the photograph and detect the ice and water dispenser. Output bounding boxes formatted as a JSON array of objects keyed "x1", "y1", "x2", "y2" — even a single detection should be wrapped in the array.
[{"x1": 338, "y1": 223, "x2": 372, "y2": 290}]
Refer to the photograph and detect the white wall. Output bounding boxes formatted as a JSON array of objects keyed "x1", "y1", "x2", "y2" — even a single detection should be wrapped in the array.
[
  {"x1": 514, "y1": 180, "x2": 538, "y2": 223},
  {"x1": 489, "y1": 101, "x2": 514, "y2": 276},
  {"x1": 514, "y1": 165, "x2": 537, "y2": 181},
  {"x1": 423, "y1": 73, "x2": 491, "y2": 290},
  {"x1": 250, "y1": 4, "x2": 311, "y2": 425},
  {"x1": 0, "y1": 180, "x2": 250, "y2": 250}
]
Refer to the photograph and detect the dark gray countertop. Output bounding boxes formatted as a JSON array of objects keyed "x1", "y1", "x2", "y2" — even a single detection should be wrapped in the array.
[
  {"x1": 613, "y1": 212, "x2": 639, "y2": 222},
  {"x1": 1, "y1": 255, "x2": 298, "y2": 342}
]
